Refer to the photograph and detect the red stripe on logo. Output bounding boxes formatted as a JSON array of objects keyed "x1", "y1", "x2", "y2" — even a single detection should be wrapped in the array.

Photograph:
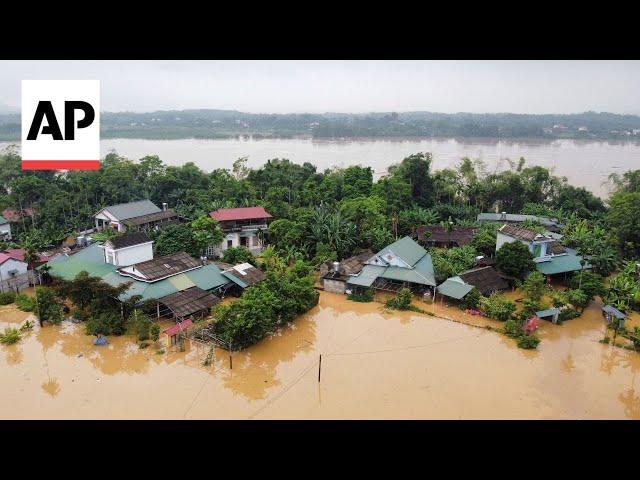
[{"x1": 22, "y1": 160, "x2": 101, "y2": 170}]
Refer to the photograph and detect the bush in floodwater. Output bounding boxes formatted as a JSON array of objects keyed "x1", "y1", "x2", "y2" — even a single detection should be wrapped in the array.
[
  {"x1": 558, "y1": 308, "x2": 581, "y2": 322},
  {"x1": 504, "y1": 318, "x2": 524, "y2": 338},
  {"x1": 348, "y1": 288, "x2": 374, "y2": 303},
  {"x1": 0, "y1": 291, "x2": 16, "y2": 305},
  {"x1": 150, "y1": 324, "x2": 160, "y2": 342},
  {"x1": 517, "y1": 334, "x2": 541, "y2": 349},
  {"x1": 386, "y1": 288, "x2": 413, "y2": 310},
  {"x1": 35, "y1": 287, "x2": 64, "y2": 325},
  {"x1": 480, "y1": 293, "x2": 516, "y2": 322},
  {"x1": 462, "y1": 288, "x2": 481, "y2": 310},
  {"x1": 15, "y1": 293, "x2": 36, "y2": 312},
  {"x1": 0, "y1": 327, "x2": 21, "y2": 345},
  {"x1": 19, "y1": 320, "x2": 34, "y2": 332},
  {"x1": 86, "y1": 311, "x2": 126, "y2": 336}
]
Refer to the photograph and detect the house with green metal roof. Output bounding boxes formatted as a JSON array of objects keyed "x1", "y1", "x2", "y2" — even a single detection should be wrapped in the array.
[
  {"x1": 496, "y1": 224, "x2": 589, "y2": 281},
  {"x1": 346, "y1": 236, "x2": 437, "y2": 293},
  {"x1": 44, "y1": 242, "x2": 233, "y2": 308}
]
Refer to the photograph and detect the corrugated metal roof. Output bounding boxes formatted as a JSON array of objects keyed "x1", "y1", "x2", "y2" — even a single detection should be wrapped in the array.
[
  {"x1": 437, "y1": 277, "x2": 474, "y2": 300},
  {"x1": 346, "y1": 237, "x2": 436, "y2": 288},
  {"x1": 159, "y1": 287, "x2": 219, "y2": 318},
  {"x1": 122, "y1": 209, "x2": 178, "y2": 227},
  {"x1": 378, "y1": 236, "x2": 427, "y2": 267},
  {"x1": 347, "y1": 265, "x2": 386, "y2": 287},
  {"x1": 535, "y1": 308, "x2": 561, "y2": 318},
  {"x1": 187, "y1": 264, "x2": 230, "y2": 291},
  {"x1": 416, "y1": 226, "x2": 476, "y2": 246},
  {"x1": 106, "y1": 232, "x2": 151, "y2": 250},
  {"x1": 602, "y1": 305, "x2": 626, "y2": 319},
  {"x1": 380, "y1": 255, "x2": 436, "y2": 286},
  {"x1": 209, "y1": 206, "x2": 272, "y2": 222},
  {"x1": 477, "y1": 213, "x2": 561, "y2": 228},
  {"x1": 47, "y1": 243, "x2": 232, "y2": 303},
  {"x1": 101, "y1": 200, "x2": 161, "y2": 221},
  {"x1": 535, "y1": 254, "x2": 589, "y2": 276}
]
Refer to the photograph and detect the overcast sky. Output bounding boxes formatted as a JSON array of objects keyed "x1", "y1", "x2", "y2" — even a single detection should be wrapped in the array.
[{"x1": 1, "y1": 60, "x2": 639, "y2": 115}]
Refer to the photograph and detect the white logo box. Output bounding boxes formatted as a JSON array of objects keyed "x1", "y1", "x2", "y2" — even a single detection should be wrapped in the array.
[{"x1": 22, "y1": 80, "x2": 100, "y2": 170}]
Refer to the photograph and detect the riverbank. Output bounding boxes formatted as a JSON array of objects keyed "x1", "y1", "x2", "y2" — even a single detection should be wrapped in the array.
[{"x1": 2, "y1": 291, "x2": 640, "y2": 419}]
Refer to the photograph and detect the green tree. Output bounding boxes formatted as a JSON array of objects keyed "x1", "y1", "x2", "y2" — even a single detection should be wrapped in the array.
[
  {"x1": 222, "y1": 246, "x2": 255, "y2": 265},
  {"x1": 190, "y1": 216, "x2": 224, "y2": 256},
  {"x1": 153, "y1": 223, "x2": 199, "y2": 257},
  {"x1": 496, "y1": 241, "x2": 535, "y2": 280},
  {"x1": 390, "y1": 152, "x2": 435, "y2": 207},
  {"x1": 606, "y1": 191, "x2": 640, "y2": 258},
  {"x1": 522, "y1": 271, "x2": 546, "y2": 302},
  {"x1": 35, "y1": 286, "x2": 63, "y2": 326},
  {"x1": 480, "y1": 293, "x2": 516, "y2": 321}
]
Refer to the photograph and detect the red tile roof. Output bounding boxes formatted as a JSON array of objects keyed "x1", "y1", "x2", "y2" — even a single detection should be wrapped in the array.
[
  {"x1": 4, "y1": 248, "x2": 26, "y2": 261},
  {"x1": 209, "y1": 206, "x2": 272, "y2": 222},
  {"x1": 163, "y1": 319, "x2": 193, "y2": 337},
  {"x1": 0, "y1": 248, "x2": 52, "y2": 265}
]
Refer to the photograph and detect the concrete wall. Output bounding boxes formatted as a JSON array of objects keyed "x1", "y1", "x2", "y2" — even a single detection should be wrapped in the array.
[
  {"x1": 323, "y1": 278, "x2": 346, "y2": 294},
  {"x1": 105, "y1": 242, "x2": 154, "y2": 267},
  {"x1": 0, "y1": 258, "x2": 29, "y2": 292},
  {"x1": 495, "y1": 232, "x2": 519, "y2": 252}
]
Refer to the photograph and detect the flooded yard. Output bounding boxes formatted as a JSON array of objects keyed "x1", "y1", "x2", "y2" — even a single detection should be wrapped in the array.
[{"x1": 1, "y1": 291, "x2": 640, "y2": 419}]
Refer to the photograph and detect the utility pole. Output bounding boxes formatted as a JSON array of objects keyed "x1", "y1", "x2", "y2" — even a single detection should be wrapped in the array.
[{"x1": 318, "y1": 354, "x2": 322, "y2": 383}]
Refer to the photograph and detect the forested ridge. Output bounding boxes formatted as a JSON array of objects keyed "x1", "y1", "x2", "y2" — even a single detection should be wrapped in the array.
[{"x1": 2, "y1": 110, "x2": 640, "y2": 140}]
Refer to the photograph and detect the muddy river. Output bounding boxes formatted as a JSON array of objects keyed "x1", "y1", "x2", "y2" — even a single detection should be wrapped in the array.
[{"x1": 1, "y1": 292, "x2": 640, "y2": 419}]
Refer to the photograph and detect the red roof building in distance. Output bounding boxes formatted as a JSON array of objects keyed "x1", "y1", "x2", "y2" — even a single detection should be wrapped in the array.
[
  {"x1": 209, "y1": 206, "x2": 272, "y2": 222},
  {"x1": 207, "y1": 206, "x2": 272, "y2": 257}
]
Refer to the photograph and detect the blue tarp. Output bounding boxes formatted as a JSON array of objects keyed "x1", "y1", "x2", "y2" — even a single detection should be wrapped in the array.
[{"x1": 93, "y1": 336, "x2": 108, "y2": 346}]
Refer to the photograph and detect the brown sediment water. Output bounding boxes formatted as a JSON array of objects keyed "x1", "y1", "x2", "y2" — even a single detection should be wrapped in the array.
[{"x1": 1, "y1": 292, "x2": 640, "y2": 419}]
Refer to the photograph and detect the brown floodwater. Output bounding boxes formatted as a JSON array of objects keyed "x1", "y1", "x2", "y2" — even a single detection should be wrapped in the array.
[{"x1": 1, "y1": 292, "x2": 640, "y2": 419}]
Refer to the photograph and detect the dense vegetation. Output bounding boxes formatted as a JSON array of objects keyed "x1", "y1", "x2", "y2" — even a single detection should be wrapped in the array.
[
  {"x1": 1, "y1": 145, "x2": 637, "y2": 277},
  {"x1": 3, "y1": 110, "x2": 640, "y2": 141},
  {"x1": 210, "y1": 260, "x2": 319, "y2": 349},
  {"x1": 2, "y1": 143, "x2": 640, "y2": 347}
]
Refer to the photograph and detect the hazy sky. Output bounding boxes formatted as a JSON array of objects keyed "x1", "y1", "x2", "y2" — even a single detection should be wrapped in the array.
[{"x1": 1, "y1": 60, "x2": 639, "y2": 114}]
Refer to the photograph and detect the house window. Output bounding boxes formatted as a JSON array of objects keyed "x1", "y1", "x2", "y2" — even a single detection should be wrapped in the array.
[{"x1": 227, "y1": 239, "x2": 233, "y2": 248}]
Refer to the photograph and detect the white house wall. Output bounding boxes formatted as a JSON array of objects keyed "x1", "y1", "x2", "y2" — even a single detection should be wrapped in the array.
[
  {"x1": 104, "y1": 242, "x2": 154, "y2": 267},
  {"x1": 0, "y1": 258, "x2": 28, "y2": 280},
  {"x1": 95, "y1": 209, "x2": 125, "y2": 232},
  {"x1": 495, "y1": 232, "x2": 526, "y2": 252}
]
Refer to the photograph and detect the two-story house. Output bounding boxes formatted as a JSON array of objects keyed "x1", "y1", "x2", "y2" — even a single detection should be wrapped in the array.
[
  {"x1": 496, "y1": 224, "x2": 589, "y2": 281},
  {"x1": 207, "y1": 206, "x2": 272, "y2": 256}
]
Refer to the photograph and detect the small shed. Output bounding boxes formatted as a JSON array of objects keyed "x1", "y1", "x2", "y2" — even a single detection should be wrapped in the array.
[
  {"x1": 163, "y1": 319, "x2": 193, "y2": 347},
  {"x1": 602, "y1": 305, "x2": 627, "y2": 328},
  {"x1": 535, "y1": 308, "x2": 561, "y2": 324},
  {"x1": 436, "y1": 276, "x2": 474, "y2": 301},
  {"x1": 158, "y1": 287, "x2": 220, "y2": 322}
]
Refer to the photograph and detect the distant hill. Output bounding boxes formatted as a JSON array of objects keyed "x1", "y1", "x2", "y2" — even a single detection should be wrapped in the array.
[{"x1": 2, "y1": 109, "x2": 640, "y2": 141}]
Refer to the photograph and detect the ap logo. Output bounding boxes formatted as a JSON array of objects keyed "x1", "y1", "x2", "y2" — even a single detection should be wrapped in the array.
[{"x1": 22, "y1": 80, "x2": 100, "y2": 170}]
